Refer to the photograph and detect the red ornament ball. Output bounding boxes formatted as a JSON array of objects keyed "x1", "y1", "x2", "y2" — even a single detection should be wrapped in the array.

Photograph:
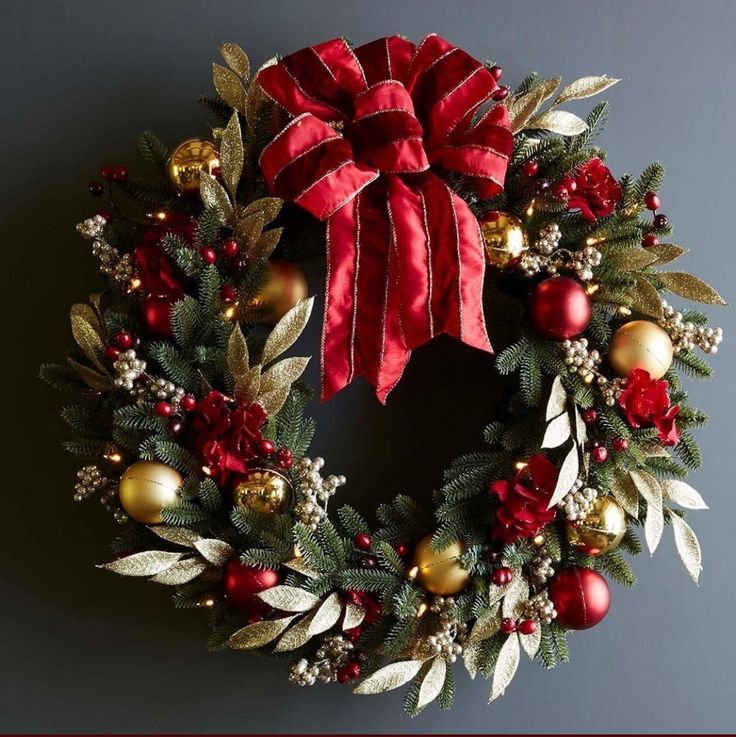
[
  {"x1": 644, "y1": 191, "x2": 661, "y2": 211},
  {"x1": 223, "y1": 558, "x2": 282, "y2": 612},
  {"x1": 529, "y1": 276, "x2": 591, "y2": 340},
  {"x1": 143, "y1": 293, "x2": 175, "y2": 338},
  {"x1": 548, "y1": 567, "x2": 610, "y2": 629}
]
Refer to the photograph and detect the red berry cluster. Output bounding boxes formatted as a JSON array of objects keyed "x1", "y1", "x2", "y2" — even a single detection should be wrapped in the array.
[
  {"x1": 89, "y1": 164, "x2": 128, "y2": 196},
  {"x1": 642, "y1": 190, "x2": 668, "y2": 248},
  {"x1": 104, "y1": 330, "x2": 139, "y2": 360},
  {"x1": 500, "y1": 617, "x2": 537, "y2": 635},
  {"x1": 489, "y1": 65, "x2": 509, "y2": 101},
  {"x1": 580, "y1": 410, "x2": 628, "y2": 462}
]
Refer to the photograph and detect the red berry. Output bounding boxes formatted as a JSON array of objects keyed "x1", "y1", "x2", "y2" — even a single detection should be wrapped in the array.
[
  {"x1": 95, "y1": 210, "x2": 111, "y2": 221},
  {"x1": 489, "y1": 65, "x2": 503, "y2": 81},
  {"x1": 168, "y1": 419, "x2": 183, "y2": 435},
  {"x1": 258, "y1": 439, "x2": 275, "y2": 457},
  {"x1": 276, "y1": 448, "x2": 293, "y2": 469},
  {"x1": 522, "y1": 159, "x2": 539, "y2": 177},
  {"x1": 115, "y1": 331, "x2": 134, "y2": 349},
  {"x1": 337, "y1": 662, "x2": 361, "y2": 683},
  {"x1": 654, "y1": 213, "x2": 669, "y2": 229},
  {"x1": 552, "y1": 183, "x2": 569, "y2": 200},
  {"x1": 561, "y1": 176, "x2": 577, "y2": 193},
  {"x1": 361, "y1": 555, "x2": 378, "y2": 569},
  {"x1": 180, "y1": 394, "x2": 197, "y2": 412},
  {"x1": 582, "y1": 408, "x2": 598, "y2": 425},
  {"x1": 394, "y1": 542, "x2": 409, "y2": 558},
  {"x1": 501, "y1": 618, "x2": 517, "y2": 634},
  {"x1": 247, "y1": 611, "x2": 264, "y2": 625},
  {"x1": 201, "y1": 247, "x2": 217, "y2": 264},
  {"x1": 492, "y1": 85, "x2": 509, "y2": 101},
  {"x1": 518, "y1": 619, "x2": 537, "y2": 635},
  {"x1": 536, "y1": 178, "x2": 550, "y2": 194},
  {"x1": 221, "y1": 284, "x2": 237, "y2": 303},
  {"x1": 104, "y1": 346, "x2": 121, "y2": 360},
  {"x1": 222, "y1": 239, "x2": 239, "y2": 258},
  {"x1": 592, "y1": 445, "x2": 608, "y2": 464},
  {"x1": 354, "y1": 532, "x2": 372, "y2": 551},
  {"x1": 642, "y1": 233, "x2": 658, "y2": 248},
  {"x1": 155, "y1": 401, "x2": 173, "y2": 417},
  {"x1": 211, "y1": 166, "x2": 222, "y2": 178},
  {"x1": 644, "y1": 191, "x2": 660, "y2": 211},
  {"x1": 113, "y1": 165, "x2": 128, "y2": 183},
  {"x1": 612, "y1": 436, "x2": 629, "y2": 452},
  {"x1": 88, "y1": 180, "x2": 104, "y2": 196},
  {"x1": 344, "y1": 625, "x2": 362, "y2": 642},
  {"x1": 492, "y1": 567, "x2": 513, "y2": 586},
  {"x1": 101, "y1": 165, "x2": 115, "y2": 181}
]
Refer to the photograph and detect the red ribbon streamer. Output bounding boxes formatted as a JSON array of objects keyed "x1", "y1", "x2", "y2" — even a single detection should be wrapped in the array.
[{"x1": 258, "y1": 35, "x2": 513, "y2": 402}]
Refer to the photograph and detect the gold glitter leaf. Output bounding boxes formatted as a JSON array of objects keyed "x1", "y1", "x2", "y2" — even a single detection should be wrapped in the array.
[
  {"x1": 257, "y1": 384, "x2": 291, "y2": 416},
  {"x1": 417, "y1": 657, "x2": 446, "y2": 709},
  {"x1": 150, "y1": 557, "x2": 207, "y2": 585},
  {"x1": 234, "y1": 365, "x2": 261, "y2": 405},
  {"x1": 542, "y1": 412, "x2": 571, "y2": 448},
  {"x1": 631, "y1": 470, "x2": 664, "y2": 554},
  {"x1": 227, "y1": 323, "x2": 249, "y2": 381},
  {"x1": 631, "y1": 275, "x2": 664, "y2": 319},
  {"x1": 658, "y1": 272, "x2": 727, "y2": 306},
  {"x1": 607, "y1": 248, "x2": 659, "y2": 271},
  {"x1": 611, "y1": 467, "x2": 639, "y2": 517},
  {"x1": 463, "y1": 642, "x2": 482, "y2": 680},
  {"x1": 507, "y1": 77, "x2": 561, "y2": 132},
  {"x1": 469, "y1": 606, "x2": 501, "y2": 644},
  {"x1": 661, "y1": 479, "x2": 708, "y2": 510},
  {"x1": 228, "y1": 615, "x2": 297, "y2": 650},
  {"x1": 70, "y1": 304, "x2": 107, "y2": 372},
  {"x1": 670, "y1": 513, "x2": 702, "y2": 584},
  {"x1": 307, "y1": 592, "x2": 343, "y2": 637},
  {"x1": 212, "y1": 63, "x2": 246, "y2": 114},
  {"x1": 98, "y1": 551, "x2": 183, "y2": 576},
  {"x1": 67, "y1": 358, "x2": 114, "y2": 391},
  {"x1": 245, "y1": 74, "x2": 270, "y2": 128},
  {"x1": 526, "y1": 110, "x2": 588, "y2": 136},
  {"x1": 648, "y1": 243, "x2": 687, "y2": 264},
  {"x1": 235, "y1": 211, "x2": 265, "y2": 252},
  {"x1": 554, "y1": 75, "x2": 620, "y2": 105},
  {"x1": 284, "y1": 557, "x2": 320, "y2": 580},
  {"x1": 260, "y1": 356, "x2": 310, "y2": 395},
  {"x1": 243, "y1": 197, "x2": 283, "y2": 226},
  {"x1": 353, "y1": 660, "x2": 424, "y2": 695},
  {"x1": 220, "y1": 112, "x2": 244, "y2": 199},
  {"x1": 343, "y1": 602, "x2": 366, "y2": 630},
  {"x1": 519, "y1": 625, "x2": 542, "y2": 659},
  {"x1": 546, "y1": 375, "x2": 567, "y2": 421},
  {"x1": 219, "y1": 42, "x2": 250, "y2": 81},
  {"x1": 490, "y1": 633, "x2": 520, "y2": 702},
  {"x1": 150, "y1": 525, "x2": 202, "y2": 548},
  {"x1": 200, "y1": 173, "x2": 233, "y2": 223},
  {"x1": 502, "y1": 573, "x2": 529, "y2": 619},
  {"x1": 548, "y1": 445, "x2": 579, "y2": 508},
  {"x1": 262, "y1": 297, "x2": 315, "y2": 365},
  {"x1": 258, "y1": 585, "x2": 320, "y2": 612},
  {"x1": 194, "y1": 538, "x2": 234, "y2": 566},
  {"x1": 251, "y1": 227, "x2": 283, "y2": 262},
  {"x1": 274, "y1": 612, "x2": 315, "y2": 651}
]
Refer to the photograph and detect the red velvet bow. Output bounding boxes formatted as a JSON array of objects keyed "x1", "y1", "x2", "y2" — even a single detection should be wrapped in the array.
[{"x1": 258, "y1": 35, "x2": 513, "y2": 402}]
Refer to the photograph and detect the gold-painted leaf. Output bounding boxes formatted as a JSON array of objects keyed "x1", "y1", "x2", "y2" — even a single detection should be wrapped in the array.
[
  {"x1": 150, "y1": 525, "x2": 202, "y2": 548},
  {"x1": 193, "y1": 538, "x2": 234, "y2": 566},
  {"x1": 353, "y1": 660, "x2": 424, "y2": 695},
  {"x1": 259, "y1": 356, "x2": 310, "y2": 395},
  {"x1": 70, "y1": 304, "x2": 107, "y2": 372},
  {"x1": 631, "y1": 470, "x2": 663, "y2": 554},
  {"x1": 257, "y1": 585, "x2": 320, "y2": 612},
  {"x1": 307, "y1": 592, "x2": 342, "y2": 637},
  {"x1": 488, "y1": 576, "x2": 513, "y2": 607},
  {"x1": 519, "y1": 624, "x2": 542, "y2": 659},
  {"x1": 283, "y1": 557, "x2": 320, "y2": 579},
  {"x1": 658, "y1": 272, "x2": 727, "y2": 306},
  {"x1": 98, "y1": 551, "x2": 183, "y2": 576},
  {"x1": 631, "y1": 275, "x2": 664, "y2": 319},
  {"x1": 670, "y1": 513, "x2": 702, "y2": 584},
  {"x1": 542, "y1": 412, "x2": 571, "y2": 449},
  {"x1": 234, "y1": 365, "x2": 261, "y2": 405},
  {"x1": 546, "y1": 375, "x2": 567, "y2": 420},
  {"x1": 507, "y1": 77, "x2": 561, "y2": 132},
  {"x1": 243, "y1": 197, "x2": 283, "y2": 226},
  {"x1": 525, "y1": 110, "x2": 588, "y2": 136},
  {"x1": 661, "y1": 479, "x2": 708, "y2": 510},
  {"x1": 343, "y1": 602, "x2": 366, "y2": 630},
  {"x1": 274, "y1": 612, "x2": 315, "y2": 651},
  {"x1": 262, "y1": 297, "x2": 315, "y2": 365},
  {"x1": 67, "y1": 358, "x2": 114, "y2": 391},
  {"x1": 607, "y1": 248, "x2": 659, "y2": 271},
  {"x1": 648, "y1": 243, "x2": 687, "y2": 264},
  {"x1": 417, "y1": 657, "x2": 446, "y2": 709},
  {"x1": 611, "y1": 468, "x2": 639, "y2": 517},
  {"x1": 251, "y1": 227, "x2": 283, "y2": 262},
  {"x1": 245, "y1": 74, "x2": 270, "y2": 128},
  {"x1": 213, "y1": 63, "x2": 246, "y2": 113},
  {"x1": 235, "y1": 211, "x2": 266, "y2": 252},
  {"x1": 554, "y1": 75, "x2": 620, "y2": 105},
  {"x1": 220, "y1": 112, "x2": 244, "y2": 199},
  {"x1": 219, "y1": 42, "x2": 250, "y2": 81},
  {"x1": 150, "y1": 557, "x2": 207, "y2": 585},
  {"x1": 200, "y1": 173, "x2": 233, "y2": 223},
  {"x1": 501, "y1": 573, "x2": 529, "y2": 619},
  {"x1": 469, "y1": 606, "x2": 501, "y2": 644},
  {"x1": 548, "y1": 445, "x2": 579, "y2": 508},
  {"x1": 490, "y1": 633, "x2": 520, "y2": 702},
  {"x1": 227, "y1": 323, "x2": 249, "y2": 381},
  {"x1": 228, "y1": 615, "x2": 297, "y2": 650},
  {"x1": 463, "y1": 642, "x2": 482, "y2": 679},
  {"x1": 257, "y1": 384, "x2": 291, "y2": 416}
]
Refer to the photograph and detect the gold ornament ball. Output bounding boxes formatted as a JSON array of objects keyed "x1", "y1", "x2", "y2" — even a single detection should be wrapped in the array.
[
  {"x1": 608, "y1": 320, "x2": 674, "y2": 379},
  {"x1": 167, "y1": 138, "x2": 220, "y2": 191},
  {"x1": 233, "y1": 469, "x2": 293, "y2": 515},
  {"x1": 118, "y1": 460, "x2": 182, "y2": 524},
  {"x1": 567, "y1": 496, "x2": 626, "y2": 555},
  {"x1": 480, "y1": 211, "x2": 529, "y2": 266},
  {"x1": 249, "y1": 260, "x2": 309, "y2": 323},
  {"x1": 412, "y1": 534, "x2": 470, "y2": 595}
]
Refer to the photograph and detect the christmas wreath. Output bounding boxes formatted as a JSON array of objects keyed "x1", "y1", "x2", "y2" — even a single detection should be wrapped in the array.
[{"x1": 42, "y1": 35, "x2": 727, "y2": 712}]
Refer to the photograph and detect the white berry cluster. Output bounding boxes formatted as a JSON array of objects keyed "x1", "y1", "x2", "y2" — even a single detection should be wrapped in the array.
[
  {"x1": 288, "y1": 634, "x2": 353, "y2": 686},
  {"x1": 522, "y1": 591, "x2": 557, "y2": 625},
  {"x1": 133, "y1": 377, "x2": 186, "y2": 408},
  {"x1": 113, "y1": 349, "x2": 147, "y2": 390},
  {"x1": 74, "y1": 465, "x2": 107, "y2": 502},
  {"x1": 520, "y1": 223, "x2": 601, "y2": 281},
  {"x1": 293, "y1": 457, "x2": 346, "y2": 531},
  {"x1": 520, "y1": 223, "x2": 562, "y2": 276},
  {"x1": 560, "y1": 479, "x2": 598, "y2": 521},
  {"x1": 76, "y1": 214, "x2": 107, "y2": 239},
  {"x1": 426, "y1": 596, "x2": 466, "y2": 663},
  {"x1": 659, "y1": 300, "x2": 723, "y2": 355},
  {"x1": 529, "y1": 555, "x2": 555, "y2": 586},
  {"x1": 597, "y1": 375, "x2": 625, "y2": 407},
  {"x1": 562, "y1": 337, "x2": 601, "y2": 383},
  {"x1": 77, "y1": 215, "x2": 136, "y2": 288}
]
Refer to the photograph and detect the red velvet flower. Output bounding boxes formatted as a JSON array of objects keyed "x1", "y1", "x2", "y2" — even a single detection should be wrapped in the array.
[
  {"x1": 567, "y1": 157, "x2": 622, "y2": 222},
  {"x1": 490, "y1": 454, "x2": 558, "y2": 544},
  {"x1": 190, "y1": 391, "x2": 269, "y2": 484},
  {"x1": 134, "y1": 213, "x2": 194, "y2": 295},
  {"x1": 618, "y1": 368, "x2": 680, "y2": 446}
]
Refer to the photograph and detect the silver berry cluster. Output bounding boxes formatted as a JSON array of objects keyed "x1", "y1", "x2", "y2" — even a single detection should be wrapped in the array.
[
  {"x1": 659, "y1": 300, "x2": 723, "y2": 355},
  {"x1": 74, "y1": 465, "x2": 108, "y2": 502},
  {"x1": 293, "y1": 457, "x2": 346, "y2": 531},
  {"x1": 133, "y1": 377, "x2": 186, "y2": 408},
  {"x1": 76, "y1": 214, "x2": 107, "y2": 239},
  {"x1": 522, "y1": 591, "x2": 557, "y2": 625},
  {"x1": 561, "y1": 338, "x2": 601, "y2": 383},
  {"x1": 569, "y1": 245, "x2": 602, "y2": 282},
  {"x1": 519, "y1": 223, "x2": 601, "y2": 281},
  {"x1": 113, "y1": 350, "x2": 147, "y2": 390},
  {"x1": 529, "y1": 555, "x2": 555, "y2": 586},
  {"x1": 77, "y1": 215, "x2": 137, "y2": 289},
  {"x1": 288, "y1": 634, "x2": 353, "y2": 686},
  {"x1": 559, "y1": 479, "x2": 598, "y2": 521},
  {"x1": 426, "y1": 596, "x2": 466, "y2": 663},
  {"x1": 597, "y1": 375, "x2": 626, "y2": 407}
]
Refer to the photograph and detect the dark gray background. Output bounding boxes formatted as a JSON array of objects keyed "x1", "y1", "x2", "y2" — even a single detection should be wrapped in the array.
[{"x1": 2, "y1": 0, "x2": 735, "y2": 733}]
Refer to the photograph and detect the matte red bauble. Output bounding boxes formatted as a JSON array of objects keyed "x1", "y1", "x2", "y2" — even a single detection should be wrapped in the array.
[
  {"x1": 223, "y1": 558, "x2": 282, "y2": 612},
  {"x1": 548, "y1": 566, "x2": 610, "y2": 629},
  {"x1": 143, "y1": 293, "x2": 176, "y2": 338},
  {"x1": 529, "y1": 276, "x2": 591, "y2": 340}
]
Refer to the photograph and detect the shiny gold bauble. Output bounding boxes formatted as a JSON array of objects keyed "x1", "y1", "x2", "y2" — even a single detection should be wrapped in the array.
[
  {"x1": 233, "y1": 469, "x2": 293, "y2": 515},
  {"x1": 480, "y1": 211, "x2": 529, "y2": 266},
  {"x1": 608, "y1": 320, "x2": 674, "y2": 379},
  {"x1": 118, "y1": 460, "x2": 182, "y2": 524},
  {"x1": 250, "y1": 260, "x2": 309, "y2": 323},
  {"x1": 167, "y1": 138, "x2": 220, "y2": 191},
  {"x1": 567, "y1": 497, "x2": 626, "y2": 555},
  {"x1": 412, "y1": 535, "x2": 470, "y2": 595}
]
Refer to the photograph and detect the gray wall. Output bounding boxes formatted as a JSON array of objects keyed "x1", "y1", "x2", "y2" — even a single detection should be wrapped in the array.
[{"x1": 2, "y1": 0, "x2": 735, "y2": 732}]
